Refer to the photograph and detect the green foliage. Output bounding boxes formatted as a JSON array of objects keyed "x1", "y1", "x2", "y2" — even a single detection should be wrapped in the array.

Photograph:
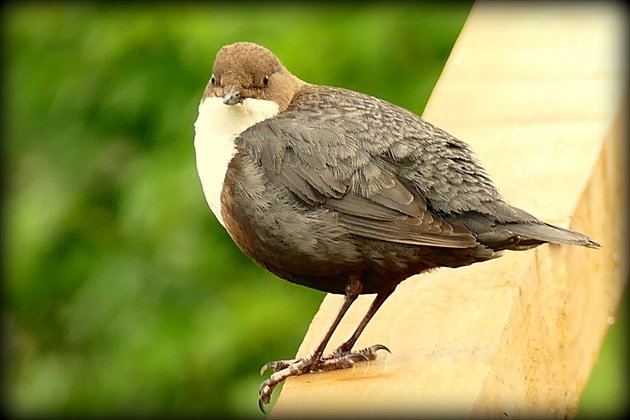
[{"x1": 3, "y1": 2, "x2": 624, "y2": 418}]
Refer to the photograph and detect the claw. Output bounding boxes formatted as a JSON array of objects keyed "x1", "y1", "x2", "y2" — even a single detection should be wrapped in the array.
[
  {"x1": 258, "y1": 378, "x2": 279, "y2": 414},
  {"x1": 257, "y1": 344, "x2": 392, "y2": 413},
  {"x1": 259, "y1": 361, "x2": 278, "y2": 376},
  {"x1": 260, "y1": 359, "x2": 295, "y2": 375},
  {"x1": 363, "y1": 343, "x2": 391, "y2": 357},
  {"x1": 260, "y1": 362, "x2": 273, "y2": 376},
  {"x1": 258, "y1": 358, "x2": 312, "y2": 413},
  {"x1": 258, "y1": 396, "x2": 267, "y2": 414},
  {"x1": 373, "y1": 344, "x2": 391, "y2": 353}
]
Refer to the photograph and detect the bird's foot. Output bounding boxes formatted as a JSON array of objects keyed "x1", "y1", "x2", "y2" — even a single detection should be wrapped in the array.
[{"x1": 258, "y1": 344, "x2": 390, "y2": 413}]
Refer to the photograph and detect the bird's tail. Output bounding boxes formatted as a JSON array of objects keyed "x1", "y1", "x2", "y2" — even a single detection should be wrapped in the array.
[{"x1": 506, "y1": 222, "x2": 600, "y2": 249}]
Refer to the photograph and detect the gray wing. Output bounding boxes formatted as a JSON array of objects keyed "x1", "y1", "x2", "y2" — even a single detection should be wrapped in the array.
[
  {"x1": 237, "y1": 81, "x2": 599, "y2": 251},
  {"x1": 238, "y1": 114, "x2": 478, "y2": 249}
]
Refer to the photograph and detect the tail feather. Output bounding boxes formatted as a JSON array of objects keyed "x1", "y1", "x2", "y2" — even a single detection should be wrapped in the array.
[
  {"x1": 454, "y1": 211, "x2": 599, "y2": 251},
  {"x1": 506, "y1": 222, "x2": 600, "y2": 249}
]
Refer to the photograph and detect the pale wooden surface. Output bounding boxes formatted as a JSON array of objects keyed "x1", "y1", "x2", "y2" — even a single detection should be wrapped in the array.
[{"x1": 270, "y1": 3, "x2": 627, "y2": 418}]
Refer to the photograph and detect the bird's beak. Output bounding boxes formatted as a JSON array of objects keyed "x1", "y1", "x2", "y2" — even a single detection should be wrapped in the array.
[{"x1": 223, "y1": 86, "x2": 242, "y2": 105}]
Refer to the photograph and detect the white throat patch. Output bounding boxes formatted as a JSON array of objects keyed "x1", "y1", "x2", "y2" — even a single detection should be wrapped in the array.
[{"x1": 194, "y1": 97, "x2": 280, "y2": 227}]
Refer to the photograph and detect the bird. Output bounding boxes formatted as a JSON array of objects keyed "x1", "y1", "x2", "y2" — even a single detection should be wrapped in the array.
[{"x1": 193, "y1": 41, "x2": 599, "y2": 412}]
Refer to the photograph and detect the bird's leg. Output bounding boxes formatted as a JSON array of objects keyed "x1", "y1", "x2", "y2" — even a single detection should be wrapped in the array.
[
  {"x1": 331, "y1": 287, "x2": 396, "y2": 357},
  {"x1": 258, "y1": 276, "x2": 362, "y2": 412},
  {"x1": 258, "y1": 279, "x2": 395, "y2": 412}
]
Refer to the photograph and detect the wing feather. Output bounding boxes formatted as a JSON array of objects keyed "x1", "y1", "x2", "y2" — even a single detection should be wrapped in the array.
[{"x1": 239, "y1": 108, "x2": 477, "y2": 249}]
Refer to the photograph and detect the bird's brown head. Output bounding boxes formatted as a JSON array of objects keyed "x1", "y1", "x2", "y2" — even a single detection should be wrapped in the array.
[{"x1": 203, "y1": 42, "x2": 306, "y2": 112}]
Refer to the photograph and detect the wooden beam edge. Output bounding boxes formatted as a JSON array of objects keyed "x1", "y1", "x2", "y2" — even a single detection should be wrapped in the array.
[{"x1": 472, "y1": 98, "x2": 628, "y2": 418}]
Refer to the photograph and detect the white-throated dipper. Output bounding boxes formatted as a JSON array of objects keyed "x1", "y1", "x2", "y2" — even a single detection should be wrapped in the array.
[{"x1": 193, "y1": 42, "x2": 599, "y2": 412}]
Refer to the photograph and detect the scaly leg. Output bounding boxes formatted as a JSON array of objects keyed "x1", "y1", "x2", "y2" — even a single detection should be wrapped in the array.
[
  {"x1": 257, "y1": 278, "x2": 394, "y2": 412},
  {"x1": 332, "y1": 287, "x2": 396, "y2": 355}
]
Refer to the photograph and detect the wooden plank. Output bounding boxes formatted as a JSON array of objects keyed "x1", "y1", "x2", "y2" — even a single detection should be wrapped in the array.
[{"x1": 270, "y1": 3, "x2": 627, "y2": 418}]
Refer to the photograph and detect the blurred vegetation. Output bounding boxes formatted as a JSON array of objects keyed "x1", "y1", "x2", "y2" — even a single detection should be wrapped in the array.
[{"x1": 2, "y1": 2, "x2": 626, "y2": 419}]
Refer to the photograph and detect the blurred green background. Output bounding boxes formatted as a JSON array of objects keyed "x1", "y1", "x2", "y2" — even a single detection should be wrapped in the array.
[{"x1": 3, "y1": 2, "x2": 627, "y2": 418}]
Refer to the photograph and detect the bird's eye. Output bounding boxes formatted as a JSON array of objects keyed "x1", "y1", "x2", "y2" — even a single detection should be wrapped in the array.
[
  {"x1": 210, "y1": 74, "x2": 217, "y2": 86},
  {"x1": 262, "y1": 75, "x2": 269, "y2": 87}
]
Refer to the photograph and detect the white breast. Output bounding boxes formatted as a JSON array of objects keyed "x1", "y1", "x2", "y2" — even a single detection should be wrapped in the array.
[{"x1": 193, "y1": 97, "x2": 279, "y2": 227}]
